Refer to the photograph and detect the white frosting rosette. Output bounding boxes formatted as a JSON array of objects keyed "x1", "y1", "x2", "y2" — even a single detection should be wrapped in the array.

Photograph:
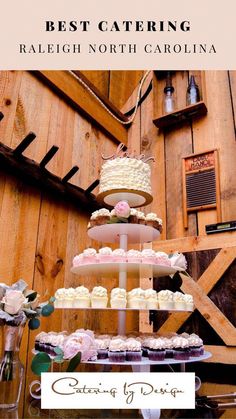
[
  {"x1": 83, "y1": 248, "x2": 97, "y2": 257},
  {"x1": 95, "y1": 338, "x2": 109, "y2": 350},
  {"x1": 109, "y1": 338, "x2": 127, "y2": 352},
  {"x1": 172, "y1": 336, "x2": 189, "y2": 349},
  {"x1": 91, "y1": 208, "x2": 110, "y2": 220},
  {"x1": 126, "y1": 338, "x2": 141, "y2": 352},
  {"x1": 158, "y1": 290, "x2": 174, "y2": 310},
  {"x1": 75, "y1": 286, "x2": 90, "y2": 298},
  {"x1": 111, "y1": 288, "x2": 126, "y2": 299},
  {"x1": 98, "y1": 247, "x2": 113, "y2": 255},
  {"x1": 147, "y1": 338, "x2": 166, "y2": 350},
  {"x1": 91, "y1": 286, "x2": 107, "y2": 297}
]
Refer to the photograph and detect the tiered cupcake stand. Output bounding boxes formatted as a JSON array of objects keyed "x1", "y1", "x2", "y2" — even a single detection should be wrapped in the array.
[{"x1": 70, "y1": 190, "x2": 211, "y2": 373}]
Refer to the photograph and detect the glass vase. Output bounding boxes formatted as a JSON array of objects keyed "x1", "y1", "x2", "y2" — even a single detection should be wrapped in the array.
[{"x1": 0, "y1": 323, "x2": 25, "y2": 410}]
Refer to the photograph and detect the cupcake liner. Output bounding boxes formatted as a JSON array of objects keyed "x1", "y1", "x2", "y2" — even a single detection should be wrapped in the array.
[
  {"x1": 108, "y1": 351, "x2": 126, "y2": 362},
  {"x1": 126, "y1": 351, "x2": 142, "y2": 362},
  {"x1": 148, "y1": 349, "x2": 166, "y2": 361}
]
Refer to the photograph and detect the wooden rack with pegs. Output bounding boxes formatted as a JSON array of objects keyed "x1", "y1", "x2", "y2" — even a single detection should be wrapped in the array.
[{"x1": 0, "y1": 112, "x2": 101, "y2": 212}]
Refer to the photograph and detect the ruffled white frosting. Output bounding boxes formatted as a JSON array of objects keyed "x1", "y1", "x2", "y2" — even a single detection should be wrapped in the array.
[
  {"x1": 156, "y1": 251, "x2": 169, "y2": 260},
  {"x1": 127, "y1": 249, "x2": 142, "y2": 258},
  {"x1": 111, "y1": 288, "x2": 127, "y2": 299},
  {"x1": 99, "y1": 157, "x2": 152, "y2": 195},
  {"x1": 55, "y1": 288, "x2": 67, "y2": 300},
  {"x1": 109, "y1": 338, "x2": 127, "y2": 352},
  {"x1": 146, "y1": 338, "x2": 166, "y2": 350},
  {"x1": 113, "y1": 248, "x2": 126, "y2": 256},
  {"x1": 75, "y1": 286, "x2": 90, "y2": 298},
  {"x1": 73, "y1": 254, "x2": 83, "y2": 265},
  {"x1": 184, "y1": 294, "x2": 193, "y2": 303},
  {"x1": 91, "y1": 208, "x2": 110, "y2": 219},
  {"x1": 91, "y1": 286, "x2": 107, "y2": 297},
  {"x1": 95, "y1": 338, "x2": 108, "y2": 350},
  {"x1": 126, "y1": 338, "x2": 141, "y2": 351},
  {"x1": 141, "y1": 249, "x2": 156, "y2": 257},
  {"x1": 172, "y1": 336, "x2": 189, "y2": 349},
  {"x1": 158, "y1": 290, "x2": 173, "y2": 301},
  {"x1": 145, "y1": 213, "x2": 162, "y2": 224},
  {"x1": 83, "y1": 248, "x2": 97, "y2": 257},
  {"x1": 136, "y1": 211, "x2": 145, "y2": 220},
  {"x1": 188, "y1": 334, "x2": 203, "y2": 346},
  {"x1": 128, "y1": 288, "x2": 145, "y2": 299},
  {"x1": 173, "y1": 291, "x2": 185, "y2": 302},
  {"x1": 130, "y1": 208, "x2": 139, "y2": 216},
  {"x1": 144, "y1": 289, "x2": 158, "y2": 300},
  {"x1": 98, "y1": 247, "x2": 113, "y2": 255}
]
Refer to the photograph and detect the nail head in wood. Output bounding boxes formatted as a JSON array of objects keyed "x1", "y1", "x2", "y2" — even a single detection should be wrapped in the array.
[
  {"x1": 62, "y1": 166, "x2": 79, "y2": 183},
  {"x1": 40, "y1": 145, "x2": 59, "y2": 168},
  {"x1": 13, "y1": 132, "x2": 37, "y2": 155}
]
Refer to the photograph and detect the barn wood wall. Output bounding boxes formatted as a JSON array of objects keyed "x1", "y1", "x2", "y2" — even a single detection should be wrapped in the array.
[{"x1": 0, "y1": 70, "x2": 236, "y2": 417}]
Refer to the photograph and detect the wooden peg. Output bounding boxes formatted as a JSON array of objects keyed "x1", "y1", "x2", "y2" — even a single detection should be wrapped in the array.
[
  {"x1": 40, "y1": 145, "x2": 59, "y2": 168},
  {"x1": 85, "y1": 179, "x2": 100, "y2": 194},
  {"x1": 62, "y1": 166, "x2": 79, "y2": 183},
  {"x1": 13, "y1": 132, "x2": 36, "y2": 155}
]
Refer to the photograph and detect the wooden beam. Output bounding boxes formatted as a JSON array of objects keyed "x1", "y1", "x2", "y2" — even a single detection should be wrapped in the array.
[
  {"x1": 153, "y1": 232, "x2": 236, "y2": 253},
  {"x1": 204, "y1": 346, "x2": 236, "y2": 364},
  {"x1": 158, "y1": 248, "x2": 236, "y2": 343},
  {"x1": 33, "y1": 71, "x2": 128, "y2": 145}
]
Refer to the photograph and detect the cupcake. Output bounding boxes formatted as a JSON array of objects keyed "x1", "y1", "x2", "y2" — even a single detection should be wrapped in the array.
[
  {"x1": 72, "y1": 254, "x2": 84, "y2": 267},
  {"x1": 137, "y1": 211, "x2": 146, "y2": 225},
  {"x1": 95, "y1": 338, "x2": 109, "y2": 359},
  {"x1": 144, "y1": 289, "x2": 158, "y2": 310},
  {"x1": 188, "y1": 334, "x2": 204, "y2": 356},
  {"x1": 127, "y1": 288, "x2": 146, "y2": 309},
  {"x1": 108, "y1": 338, "x2": 126, "y2": 362},
  {"x1": 156, "y1": 252, "x2": 171, "y2": 266},
  {"x1": 110, "y1": 288, "x2": 127, "y2": 309},
  {"x1": 184, "y1": 294, "x2": 194, "y2": 311},
  {"x1": 112, "y1": 248, "x2": 126, "y2": 263},
  {"x1": 172, "y1": 336, "x2": 190, "y2": 360},
  {"x1": 91, "y1": 286, "x2": 108, "y2": 308},
  {"x1": 74, "y1": 286, "x2": 90, "y2": 308},
  {"x1": 147, "y1": 338, "x2": 166, "y2": 361},
  {"x1": 158, "y1": 290, "x2": 174, "y2": 310},
  {"x1": 126, "y1": 338, "x2": 142, "y2": 361},
  {"x1": 163, "y1": 337, "x2": 174, "y2": 359},
  {"x1": 129, "y1": 208, "x2": 139, "y2": 224},
  {"x1": 63, "y1": 288, "x2": 76, "y2": 308},
  {"x1": 126, "y1": 249, "x2": 142, "y2": 263},
  {"x1": 83, "y1": 248, "x2": 98, "y2": 264},
  {"x1": 98, "y1": 247, "x2": 113, "y2": 263},
  {"x1": 173, "y1": 291, "x2": 186, "y2": 310},
  {"x1": 145, "y1": 213, "x2": 163, "y2": 231},
  {"x1": 54, "y1": 288, "x2": 67, "y2": 308},
  {"x1": 141, "y1": 249, "x2": 157, "y2": 265},
  {"x1": 90, "y1": 208, "x2": 110, "y2": 226}
]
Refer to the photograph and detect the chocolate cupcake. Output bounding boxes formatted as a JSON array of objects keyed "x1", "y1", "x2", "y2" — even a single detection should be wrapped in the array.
[
  {"x1": 145, "y1": 213, "x2": 163, "y2": 231},
  {"x1": 172, "y1": 336, "x2": 190, "y2": 360},
  {"x1": 108, "y1": 339, "x2": 126, "y2": 362},
  {"x1": 147, "y1": 338, "x2": 166, "y2": 361},
  {"x1": 126, "y1": 339, "x2": 142, "y2": 362}
]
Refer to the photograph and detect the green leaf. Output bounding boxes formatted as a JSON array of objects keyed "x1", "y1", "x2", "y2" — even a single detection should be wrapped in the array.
[
  {"x1": 31, "y1": 352, "x2": 51, "y2": 376},
  {"x1": 66, "y1": 352, "x2": 81, "y2": 372},
  {"x1": 54, "y1": 355, "x2": 64, "y2": 363},
  {"x1": 28, "y1": 318, "x2": 40, "y2": 330},
  {"x1": 54, "y1": 346, "x2": 63, "y2": 355},
  {"x1": 41, "y1": 304, "x2": 54, "y2": 317}
]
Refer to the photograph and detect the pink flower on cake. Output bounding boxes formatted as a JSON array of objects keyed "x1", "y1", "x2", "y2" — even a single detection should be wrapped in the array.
[
  {"x1": 62, "y1": 331, "x2": 97, "y2": 361},
  {"x1": 114, "y1": 201, "x2": 130, "y2": 218},
  {"x1": 2, "y1": 290, "x2": 26, "y2": 315}
]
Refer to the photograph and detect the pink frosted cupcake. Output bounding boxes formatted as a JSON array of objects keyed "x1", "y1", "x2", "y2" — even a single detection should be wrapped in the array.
[
  {"x1": 155, "y1": 252, "x2": 171, "y2": 266},
  {"x1": 141, "y1": 249, "x2": 157, "y2": 264},
  {"x1": 72, "y1": 254, "x2": 84, "y2": 267},
  {"x1": 82, "y1": 248, "x2": 98, "y2": 264},
  {"x1": 127, "y1": 249, "x2": 142, "y2": 263},
  {"x1": 98, "y1": 247, "x2": 113, "y2": 263},
  {"x1": 112, "y1": 248, "x2": 127, "y2": 263}
]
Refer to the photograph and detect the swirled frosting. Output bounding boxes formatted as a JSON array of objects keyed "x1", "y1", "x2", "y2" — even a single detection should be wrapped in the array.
[
  {"x1": 184, "y1": 294, "x2": 193, "y2": 303},
  {"x1": 126, "y1": 338, "x2": 141, "y2": 351},
  {"x1": 83, "y1": 248, "x2": 97, "y2": 257},
  {"x1": 145, "y1": 213, "x2": 162, "y2": 224},
  {"x1": 98, "y1": 247, "x2": 113, "y2": 255},
  {"x1": 172, "y1": 336, "x2": 189, "y2": 349},
  {"x1": 109, "y1": 338, "x2": 127, "y2": 352},
  {"x1": 75, "y1": 286, "x2": 90, "y2": 297},
  {"x1": 128, "y1": 288, "x2": 145, "y2": 299},
  {"x1": 111, "y1": 288, "x2": 127, "y2": 299},
  {"x1": 113, "y1": 248, "x2": 126, "y2": 257},
  {"x1": 144, "y1": 289, "x2": 158, "y2": 300},
  {"x1": 95, "y1": 338, "x2": 108, "y2": 350},
  {"x1": 173, "y1": 291, "x2": 185, "y2": 302},
  {"x1": 91, "y1": 209, "x2": 110, "y2": 219},
  {"x1": 146, "y1": 338, "x2": 166, "y2": 350},
  {"x1": 158, "y1": 290, "x2": 173, "y2": 301},
  {"x1": 91, "y1": 286, "x2": 107, "y2": 297}
]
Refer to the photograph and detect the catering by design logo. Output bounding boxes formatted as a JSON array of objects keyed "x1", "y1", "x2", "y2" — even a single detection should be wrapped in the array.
[{"x1": 41, "y1": 372, "x2": 195, "y2": 409}]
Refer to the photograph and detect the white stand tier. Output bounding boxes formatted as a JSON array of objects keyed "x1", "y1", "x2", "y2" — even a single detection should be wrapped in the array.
[
  {"x1": 88, "y1": 223, "x2": 160, "y2": 244},
  {"x1": 97, "y1": 189, "x2": 153, "y2": 208},
  {"x1": 71, "y1": 262, "x2": 179, "y2": 278},
  {"x1": 80, "y1": 352, "x2": 212, "y2": 366}
]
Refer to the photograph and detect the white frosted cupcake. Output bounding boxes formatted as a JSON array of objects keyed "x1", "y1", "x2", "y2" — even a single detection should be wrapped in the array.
[
  {"x1": 156, "y1": 252, "x2": 171, "y2": 266},
  {"x1": 63, "y1": 288, "x2": 76, "y2": 308},
  {"x1": 98, "y1": 247, "x2": 113, "y2": 263},
  {"x1": 136, "y1": 211, "x2": 146, "y2": 225},
  {"x1": 144, "y1": 289, "x2": 158, "y2": 309},
  {"x1": 184, "y1": 294, "x2": 194, "y2": 311},
  {"x1": 145, "y1": 213, "x2": 163, "y2": 231},
  {"x1": 141, "y1": 249, "x2": 157, "y2": 265},
  {"x1": 110, "y1": 288, "x2": 127, "y2": 309},
  {"x1": 127, "y1": 288, "x2": 146, "y2": 309},
  {"x1": 54, "y1": 288, "x2": 67, "y2": 308},
  {"x1": 127, "y1": 249, "x2": 142, "y2": 263},
  {"x1": 72, "y1": 254, "x2": 84, "y2": 267},
  {"x1": 173, "y1": 291, "x2": 186, "y2": 310},
  {"x1": 74, "y1": 286, "x2": 91, "y2": 308},
  {"x1": 146, "y1": 338, "x2": 166, "y2": 361},
  {"x1": 83, "y1": 248, "x2": 98, "y2": 264},
  {"x1": 90, "y1": 208, "x2": 110, "y2": 226},
  {"x1": 95, "y1": 338, "x2": 109, "y2": 359},
  {"x1": 112, "y1": 248, "x2": 126, "y2": 263},
  {"x1": 91, "y1": 286, "x2": 108, "y2": 308},
  {"x1": 129, "y1": 208, "x2": 139, "y2": 224},
  {"x1": 126, "y1": 338, "x2": 142, "y2": 361},
  {"x1": 158, "y1": 290, "x2": 174, "y2": 310},
  {"x1": 108, "y1": 339, "x2": 126, "y2": 362}
]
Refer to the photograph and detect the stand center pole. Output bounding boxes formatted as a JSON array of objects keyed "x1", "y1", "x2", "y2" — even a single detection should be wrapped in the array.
[{"x1": 118, "y1": 234, "x2": 128, "y2": 335}]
